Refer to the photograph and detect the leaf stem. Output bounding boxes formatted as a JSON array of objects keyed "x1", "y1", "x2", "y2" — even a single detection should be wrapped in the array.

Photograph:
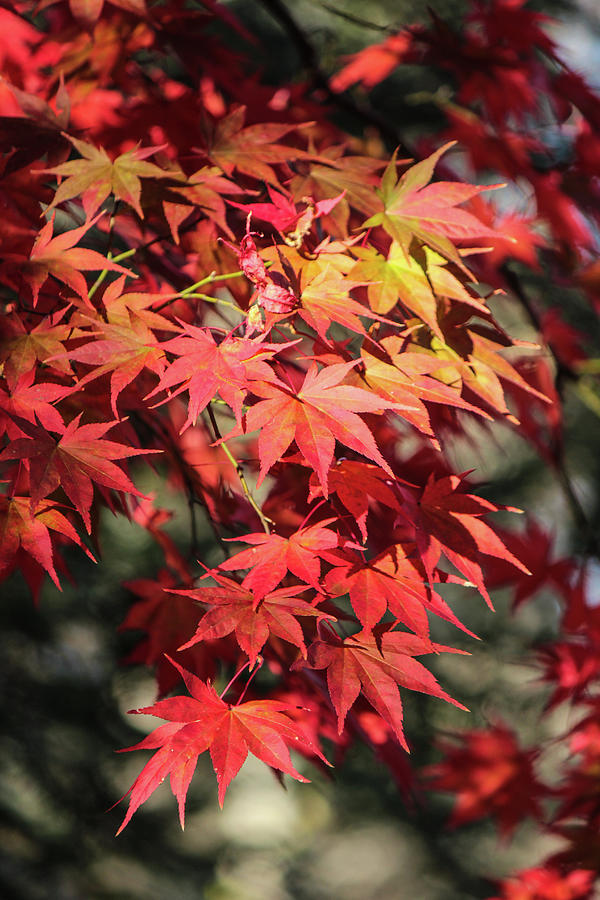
[
  {"x1": 219, "y1": 660, "x2": 251, "y2": 700},
  {"x1": 178, "y1": 270, "x2": 245, "y2": 294},
  {"x1": 298, "y1": 498, "x2": 328, "y2": 531},
  {"x1": 206, "y1": 403, "x2": 274, "y2": 534},
  {"x1": 180, "y1": 292, "x2": 242, "y2": 311},
  {"x1": 236, "y1": 656, "x2": 264, "y2": 704},
  {"x1": 88, "y1": 248, "x2": 136, "y2": 300}
]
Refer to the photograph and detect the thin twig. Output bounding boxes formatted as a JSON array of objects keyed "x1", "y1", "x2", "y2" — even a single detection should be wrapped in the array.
[
  {"x1": 136, "y1": 410, "x2": 228, "y2": 559},
  {"x1": 206, "y1": 403, "x2": 273, "y2": 534}
]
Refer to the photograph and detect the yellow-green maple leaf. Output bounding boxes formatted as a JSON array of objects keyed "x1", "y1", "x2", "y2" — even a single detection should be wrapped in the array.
[{"x1": 44, "y1": 136, "x2": 174, "y2": 218}]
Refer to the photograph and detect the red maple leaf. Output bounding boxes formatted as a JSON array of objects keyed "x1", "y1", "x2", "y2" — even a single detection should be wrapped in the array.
[
  {"x1": 425, "y1": 723, "x2": 547, "y2": 836},
  {"x1": 0, "y1": 367, "x2": 68, "y2": 438},
  {"x1": 0, "y1": 495, "x2": 92, "y2": 589},
  {"x1": 300, "y1": 625, "x2": 467, "y2": 750},
  {"x1": 488, "y1": 866, "x2": 595, "y2": 900},
  {"x1": 309, "y1": 460, "x2": 401, "y2": 542},
  {"x1": 2, "y1": 214, "x2": 131, "y2": 306},
  {"x1": 330, "y1": 31, "x2": 414, "y2": 92},
  {"x1": 231, "y1": 360, "x2": 399, "y2": 492},
  {"x1": 0, "y1": 312, "x2": 75, "y2": 387},
  {"x1": 231, "y1": 187, "x2": 345, "y2": 240},
  {"x1": 401, "y1": 473, "x2": 530, "y2": 607},
  {"x1": 60, "y1": 275, "x2": 178, "y2": 416},
  {"x1": 117, "y1": 656, "x2": 329, "y2": 828},
  {"x1": 147, "y1": 324, "x2": 288, "y2": 430},
  {"x1": 217, "y1": 519, "x2": 339, "y2": 599},
  {"x1": 0, "y1": 416, "x2": 155, "y2": 531},
  {"x1": 324, "y1": 544, "x2": 476, "y2": 638},
  {"x1": 173, "y1": 572, "x2": 329, "y2": 664},
  {"x1": 119, "y1": 571, "x2": 236, "y2": 696}
]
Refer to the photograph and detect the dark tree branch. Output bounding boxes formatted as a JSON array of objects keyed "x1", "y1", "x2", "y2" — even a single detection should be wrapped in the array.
[
  {"x1": 257, "y1": 0, "x2": 410, "y2": 152},
  {"x1": 502, "y1": 263, "x2": 598, "y2": 555},
  {"x1": 305, "y1": 0, "x2": 394, "y2": 33}
]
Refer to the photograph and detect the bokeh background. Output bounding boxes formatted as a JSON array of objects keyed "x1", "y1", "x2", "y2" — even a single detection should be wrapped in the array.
[{"x1": 2, "y1": 1, "x2": 600, "y2": 897}]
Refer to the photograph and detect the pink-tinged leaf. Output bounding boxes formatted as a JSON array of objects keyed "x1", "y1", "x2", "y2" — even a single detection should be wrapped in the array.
[
  {"x1": 172, "y1": 573, "x2": 329, "y2": 664},
  {"x1": 0, "y1": 368, "x2": 67, "y2": 438},
  {"x1": 146, "y1": 324, "x2": 291, "y2": 430},
  {"x1": 45, "y1": 135, "x2": 171, "y2": 218},
  {"x1": 3, "y1": 215, "x2": 132, "y2": 306},
  {"x1": 400, "y1": 473, "x2": 530, "y2": 608},
  {"x1": 202, "y1": 105, "x2": 311, "y2": 186},
  {"x1": 0, "y1": 495, "x2": 92, "y2": 589},
  {"x1": 365, "y1": 144, "x2": 500, "y2": 270},
  {"x1": 218, "y1": 519, "x2": 338, "y2": 599},
  {"x1": 0, "y1": 417, "x2": 157, "y2": 531},
  {"x1": 231, "y1": 361, "x2": 400, "y2": 493}
]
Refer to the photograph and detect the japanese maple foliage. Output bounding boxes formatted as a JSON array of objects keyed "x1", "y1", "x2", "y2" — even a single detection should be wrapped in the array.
[{"x1": 1, "y1": 0, "x2": 600, "y2": 895}]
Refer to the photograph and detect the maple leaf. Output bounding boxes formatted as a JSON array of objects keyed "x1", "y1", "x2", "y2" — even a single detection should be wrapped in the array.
[
  {"x1": 324, "y1": 544, "x2": 475, "y2": 638},
  {"x1": 117, "y1": 656, "x2": 328, "y2": 828},
  {"x1": 229, "y1": 185, "x2": 300, "y2": 233},
  {"x1": 2, "y1": 214, "x2": 132, "y2": 306},
  {"x1": 289, "y1": 148, "x2": 385, "y2": 234},
  {"x1": 330, "y1": 31, "x2": 414, "y2": 92},
  {"x1": 461, "y1": 328, "x2": 550, "y2": 416},
  {"x1": 361, "y1": 337, "x2": 486, "y2": 439},
  {"x1": 482, "y1": 519, "x2": 574, "y2": 609},
  {"x1": 201, "y1": 106, "x2": 310, "y2": 186},
  {"x1": 0, "y1": 495, "x2": 92, "y2": 589},
  {"x1": 0, "y1": 416, "x2": 155, "y2": 531},
  {"x1": 231, "y1": 187, "x2": 345, "y2": 243},
  {"x1": 232, "y1": 360, "x2": 399, "y2": 493},
  {"x1": 488, "y1": 866, "x2": 595, "y2": 900},
  {"x1": 162, "y1": 165, "x2": 244, "y2": 242},
  {"x1": 425, "y1": 723, "x2": 546, "y2": 836},
  {"x1": 173, "y1": 572, "x2": 328, "y2": 664},
  {"x1": 309, "y1": 460, "x2": 401, "y2": 542},
  {"x1": 349, "y1": 243, "x2": 488, "y2": 337},
  {"x1": 44, "y1": 135, "x2": 172, "y2": 219},
  {"x1": 0, "y1": 367, "x2": 67, "y2": 438},
  {"x1": 401, "y1": 472, "x2": 530, "y2": 608},
  {"x1": 146, "y1": 324, "x2": 289, "y2": 430},
  {"x1": 60, "y1": 276, "x2": 176, "y2": 416},
  {"x1": 0, "y1": 312, "x2": 75, "y2": 388},
  {"x1": 364, "y1": 145, "x2": 500, "y2": 270},
  {"x1": 217, "y1": 519, "x2": 339, "y2": 599},
  {"x1": 300, "y1": 626, "x2": 468, "y2": 750},
  {"x1": 297, "y1": 266, "x2": 385, "y2": 344}
]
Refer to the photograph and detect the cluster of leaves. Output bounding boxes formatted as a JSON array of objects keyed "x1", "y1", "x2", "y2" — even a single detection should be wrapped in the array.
[
  {"x1": 332, "y1": 3, "x2": 600, "y2": 896},
  {"x1": 1, "y1": 0, "x2": 600, "y2": 895}
]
